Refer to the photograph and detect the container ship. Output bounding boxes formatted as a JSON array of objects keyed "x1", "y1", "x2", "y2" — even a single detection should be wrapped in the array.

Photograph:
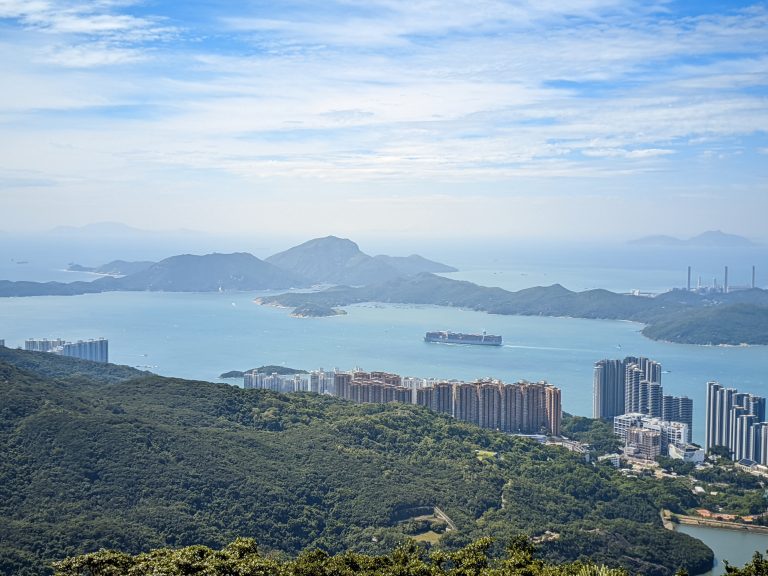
[{"x1": 424, "y1": 331, "x2": 502, "y2": 346}]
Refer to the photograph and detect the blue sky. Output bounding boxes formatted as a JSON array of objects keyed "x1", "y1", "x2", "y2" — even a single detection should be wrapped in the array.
[{"x1": 1, "y1": 0, "x2": 767, "y2": 241}]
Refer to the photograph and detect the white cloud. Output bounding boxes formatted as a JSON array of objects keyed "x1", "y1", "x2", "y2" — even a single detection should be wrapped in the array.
[
  {"x1": 0, "y1": 1, "x2": 766, "y2": 238},
  {"x1": 0, "y1": 0, "x2": 176, "y2": 68},
  {"x1": 40, "y1": 41, "x2": 146, "y2": 66},
  {"x1": 581, "y1": 148, "x2": 675, "y2": 159}
]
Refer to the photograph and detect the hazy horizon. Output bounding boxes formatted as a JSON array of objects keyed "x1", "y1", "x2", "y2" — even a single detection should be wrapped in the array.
[
  {"x1": 2, "y1": 221, "x2": 767, "y2": 293},
  {"x1": 1, "y1": 2, "x2": 767, "y2": 240}
]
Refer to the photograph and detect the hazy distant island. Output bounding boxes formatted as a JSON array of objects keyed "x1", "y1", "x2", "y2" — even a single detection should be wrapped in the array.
[
  {"x1": 3, "y1": 234, "x2": 767, "y2": 345},
  {"x1": 67, "y1": 259, "x2": 155, "y2": 277},
  {"x1": 628, "y1": 230, "x2": 757, "y2": 248},
  {"x1": 290, "y1": 303, "x2": 347, "y2": 318},
  {"x1": 0, "y1": 236, "x2": 456, "y2": 296}
]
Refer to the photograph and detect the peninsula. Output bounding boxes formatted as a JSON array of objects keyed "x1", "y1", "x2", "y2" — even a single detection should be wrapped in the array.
[{"x1": 256, "y1": 273, "x2": 768, "y2": 346}]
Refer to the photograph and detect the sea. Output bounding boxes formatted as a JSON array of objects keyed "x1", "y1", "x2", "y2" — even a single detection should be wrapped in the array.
[
  {"x1": 1, "y1": 234, "x2": 768, "y2": 448},
  {"x1": 677, "y1": 525, "x2": 768, "y2": 575}
]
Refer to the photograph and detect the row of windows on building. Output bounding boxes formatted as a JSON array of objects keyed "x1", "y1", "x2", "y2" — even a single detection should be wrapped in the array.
[
  {"x1": 244, "y1": 368, "x2": 562, "y2": 436},
  {"x1": 24, "y1": 337, "x2": 109, "y2": 363},
  {"x1": 705, "y1": 381, "x2": 768, "y2": 464},
  {"x1": 613, "y1": 413, "x2": 693, "y2": 460},
  {"x1": 593, "y1": 356, "x2": 693, "y2": 443}
]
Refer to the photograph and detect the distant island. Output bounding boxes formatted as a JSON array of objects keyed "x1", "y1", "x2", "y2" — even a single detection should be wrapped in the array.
[
  {"x1": 67, "y1": 259, "x2": 155, "y2": 277},
  {"x1": 4, "y1": 234, "x2": 766, "y2": 345},
  {"x1": 629, "y1": 230, "x2": 757, "y2": 248},
  {"x1": 290, "y1": 303, "x2": 347, "y2": 318},
  {"x1": 0, "y1": 236, "x2": 456, "y2": 297}
]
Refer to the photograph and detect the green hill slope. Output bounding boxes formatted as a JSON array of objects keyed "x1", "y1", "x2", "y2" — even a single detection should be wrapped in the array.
[
  {"x1": 0, "y1": 352, "x2": 712, "y2": 576},
  {"x1": 641, "y1": 303, "x2": 768, "y2": 345},
  {"x1": 257, "y1": 274, "x2": 768, "y2": 344}
]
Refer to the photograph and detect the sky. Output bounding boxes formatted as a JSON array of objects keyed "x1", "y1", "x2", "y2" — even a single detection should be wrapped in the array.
[{"x1": 1, "y1": 0, "x2": 767, "y2": 242}]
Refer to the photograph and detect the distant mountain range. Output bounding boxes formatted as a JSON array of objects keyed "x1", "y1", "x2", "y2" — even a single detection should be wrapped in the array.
[
  {"x1": 0, "y1": 236, "x2": 455, "y2": 296},
  {"x1": 628, "y1": 230, "x2": 756, "y2": 247}
]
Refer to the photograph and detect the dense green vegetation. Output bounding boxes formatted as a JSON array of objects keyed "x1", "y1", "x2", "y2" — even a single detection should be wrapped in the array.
[
  {"x1": 688, "y1": 461, "x2": 768, "y2": 517},
  {"x1": 1, "y1": 351, "x2": 714, "y2": 576},
  {"x1": 641, "y1": 304, "x2": 768, "y2": 345},
  {"x1": 561, "y1": 415, "x2": 622, "y2": 455},
  {"x1": 53, "y1": 537, "x2": 633, "y2": 576},
  {"x1": 0, "y1": 347, "x2": 147, "y2": 384},
  {"x1": 51, "y1": 536, "x2": 642, "y2": 576}
]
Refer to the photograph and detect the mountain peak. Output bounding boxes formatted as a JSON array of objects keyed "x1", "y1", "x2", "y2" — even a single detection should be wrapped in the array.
[{"x1": 266, "y1": 236, "x2": 457, "y2": 286}]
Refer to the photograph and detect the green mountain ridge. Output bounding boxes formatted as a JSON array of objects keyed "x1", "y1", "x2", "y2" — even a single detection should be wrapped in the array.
[
  {"x1": 257, "y1": 274, "x2": 768, "y2": 345},
  {"x1": 641, "y1": 303, "x2": 768, "y2": 345},
  {"x1": 0, "y1": 349, "x2": 713, "y2": 576}
]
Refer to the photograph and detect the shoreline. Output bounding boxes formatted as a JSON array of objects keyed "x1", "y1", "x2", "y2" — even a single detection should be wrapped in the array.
[{"x1": 662, "y1": 510, "x2": 768, "y2": 534}]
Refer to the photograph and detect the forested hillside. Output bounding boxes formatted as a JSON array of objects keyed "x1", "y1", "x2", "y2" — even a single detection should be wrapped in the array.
[
  {"x1": 1, "y1": 351, "x2": 712, "y2": 576},
  {"x1": 257, "y1": 274, "x2": 768, "y2": 345}
]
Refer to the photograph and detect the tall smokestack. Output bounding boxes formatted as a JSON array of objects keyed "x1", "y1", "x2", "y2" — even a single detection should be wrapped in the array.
[
  {"x1": 687, "y1": 266, "x2": 691, "y2": 291},
  {"x1": 724, "y1": 266, "x2": 729, "y2": 293},
  {"x1": 753, "y1": 265, "x2": 757, "y2": 289}
]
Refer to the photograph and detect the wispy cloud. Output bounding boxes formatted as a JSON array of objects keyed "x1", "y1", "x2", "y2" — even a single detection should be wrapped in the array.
[
  {"x1": 0, "y1": 0, "x2": 176, "y2": 67},
  {"x1": 0, "y1": 0, "x2": 766, "y2": 238}
]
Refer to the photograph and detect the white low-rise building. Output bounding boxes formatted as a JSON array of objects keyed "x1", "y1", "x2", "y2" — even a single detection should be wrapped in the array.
[{"x1": 668, "y1": 443, "x2": 705, "y2": 463}]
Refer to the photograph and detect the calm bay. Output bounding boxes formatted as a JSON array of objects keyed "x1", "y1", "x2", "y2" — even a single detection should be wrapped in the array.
[{"x1": 677, "y1": 525, "x2": 768, "y2": 575}]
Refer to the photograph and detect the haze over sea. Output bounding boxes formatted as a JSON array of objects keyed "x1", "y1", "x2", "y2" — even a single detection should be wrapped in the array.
[{"x1": 2, "y1": 235, "x2": 767, "y2": 447}]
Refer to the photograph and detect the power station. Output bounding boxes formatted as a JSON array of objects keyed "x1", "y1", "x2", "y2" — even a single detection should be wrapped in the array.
[{"x1": 685, "y1": 265, "x2": 757, "y2": 293}]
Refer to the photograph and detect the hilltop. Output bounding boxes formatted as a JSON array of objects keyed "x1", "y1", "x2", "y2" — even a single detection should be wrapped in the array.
[
  {"x1": 0, "y1": 349, "x2": 711, "y2": 576},
  {"x1": 266, "y1": 235, "x2": 456, "y2": 286}
]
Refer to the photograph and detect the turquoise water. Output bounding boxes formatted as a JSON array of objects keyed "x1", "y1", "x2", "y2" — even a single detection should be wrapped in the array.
[
  {"x1": 677, "y1": 525, "x2": 768, "y2": 575},
  {"x1": 1, "y1": 290, "x2": 766, "y2": 445}
]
